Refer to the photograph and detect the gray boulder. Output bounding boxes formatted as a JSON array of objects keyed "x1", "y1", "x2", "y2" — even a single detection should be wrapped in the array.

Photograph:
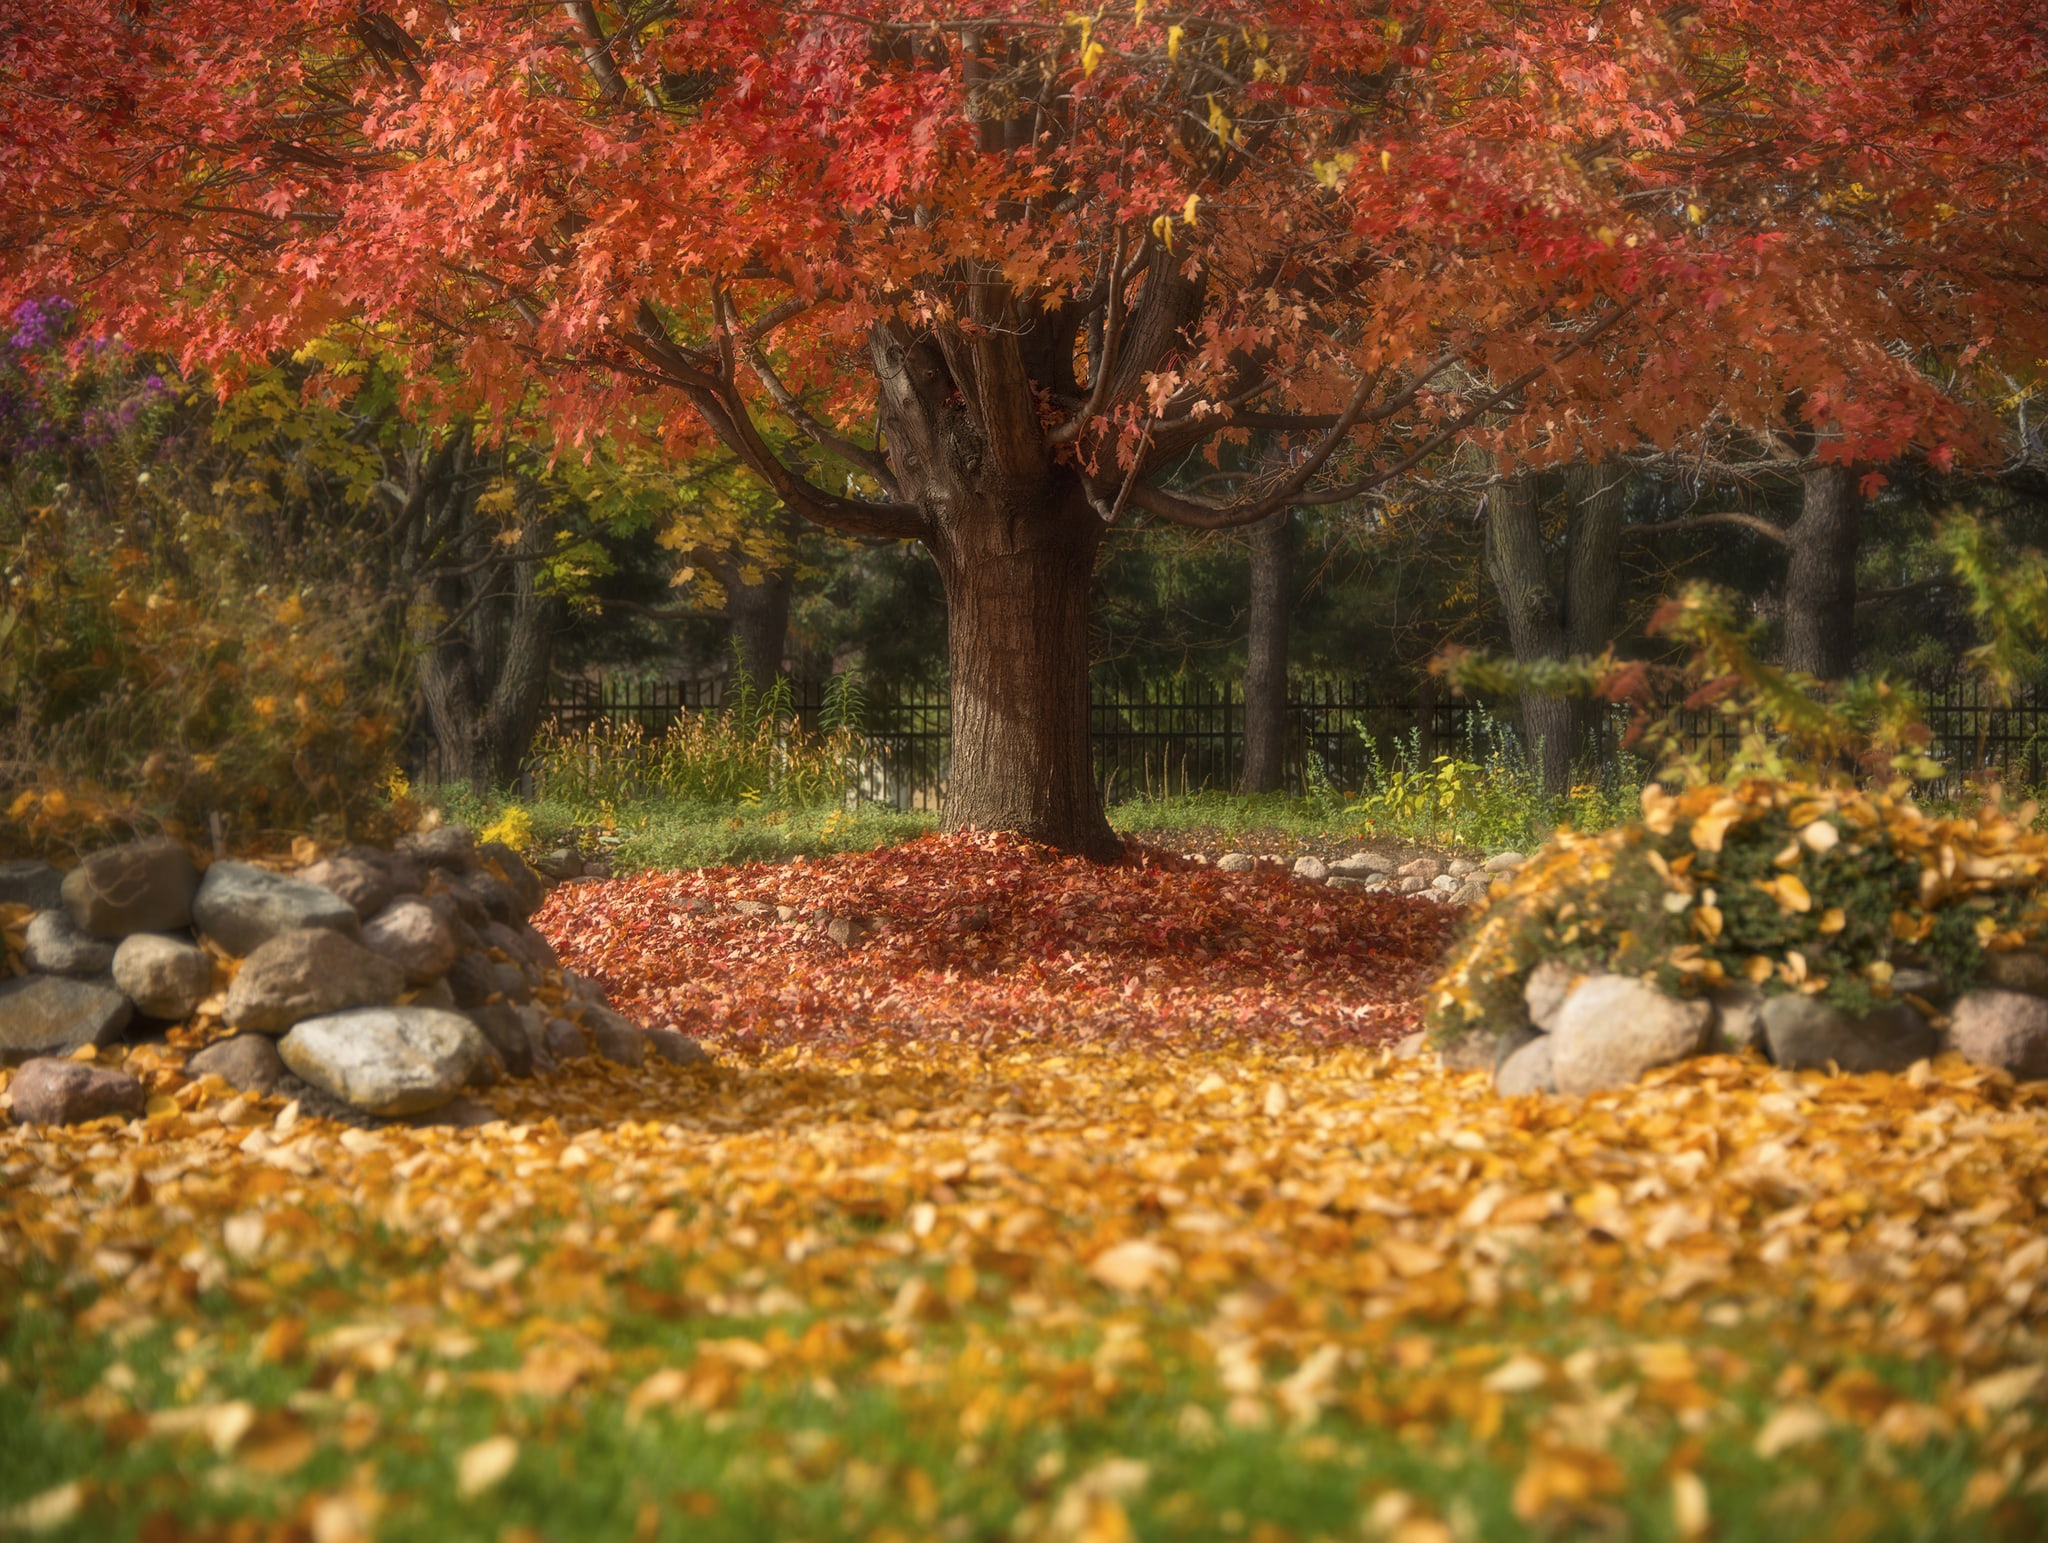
[
  {"x1": 1522, "y1": 959, "x2": 1576, "y2": 1033},
  {"x1": 112, "y1": 933, "x2": 213, "y2": 1020},
  {"x1": 338, "y1": 844, "x2": 425, "y2": 897},
  {"x1": 1495, "y1": 1035, "x2": 1557, "y2": 1096},
  {"x1": 444, "y1": 952, "x2": 496, "y2": 1008},
  {"x1": 464, "y1": 1004, "x2": 534, "y2": 1079},
  {"x1": 8, "y1": 1057, "x2": 146, "y2": 1125},
  {"x1": 532, "y1": 847, "x2": 584, "y2": 881},
  {"x1": 572, "y1": 1001, "x2": 646, "y2": 1068},
  {"x1": 186, "y1": 1033, "x2": 288, "y2": 1094},
  {"x1": 62, "y1": 838, "x2": 198, "y2": 938},
  {"x1": 0, "y1": 975, "x2": 133, "y2": 1061},
  {"x1": 476, "y1": 842, "x2": 547, "y2": 920},
  {"x1": 513, "y1": 924, "x2": 560, "y2": 972},
  {"x1": 542, "y1": 1017, "x2": 588, "y2": 1061},
  {"x1": 426, "y1": 876, "x2": 488, "y2": 930},
  {"x1": 1397, "y1": 876, "x2": 1430, "y2": 896},
  {"x1": 296, "y1": 857, "x2": 394, "y2": 920},
  {"x1": 360, "y1": 898, "x2": 458, "y2": 986},
  {"x1": 1216, "y1": 852, "x2": 1254, "y2": 873},
  {"x1": 0, "y1": 860, "x2": 65, "y2": 912},
  {"x1": 1709, "y1": 983, "x2": 1768, "y2": 1054},
  {"x1": 194, "y1": 861, "x2": 358, "y2": 955},
  {"x1": 1949, "y1": 990, "x2": 2048, "y2": 1081},
  {"x1": 222, "y1": 927, "x2": 404, "y2": 1034},
  {"x1": 1397, "y1": 856, "x2": 1444, "y2": 882},
  {"x1": 24, "y1": 909, "x2": 117, "y2": 976},
  {"x1": 1451, "y1": 878, "x2": 1492, "y2": 907},
  {"x1": 1550, "y1": 974, "x2": 1714, "y2": 1094},
  {"x1": 279, "y1": 1006, "x2": 489, "y2": 1114},
  {"x1": 1981, "y1": 951, "x2": 2048, "y2": 997},
  {"x1": 1483, "y1": 851, "x2": 1527, "y2": 874},
  {"x1": 647, "y1": 1028, "x2": 711, "y2": 1067},
  {"x1": 1330, "y1": 850, "x2": 1396, "y2": 878},
  {"x1": 400, "y1": 825, "x2": 476, "y2": 871},
  {"x1": 408, "y1": 977, "x2": 458, "y2": 1009},
  {"x1": 1325, "y1": 876, "x2": 1371, "y2": 893},
  {"x1": 1760, "y1": 995, "x2": 1936, "y2": 1074},
  {"x1": 1431, "y1": 873, "x2": 1459, "y2": 893},
  {"x1": 1293, "y1": 855, "x2": 1329, "y2": 882}
]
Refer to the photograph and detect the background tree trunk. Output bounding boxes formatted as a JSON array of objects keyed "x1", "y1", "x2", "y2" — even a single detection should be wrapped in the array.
[
  {"x1": 1783, "y1": 461, "x2": 1862, "y2": 678},
  {"x1": 1484, "y1": 471, "x2": 1572, "y2": 796},
  {"x1": 414, "y1": 463, "x2": 560, "y2": 791},
  {"x1": 723, "y1": 562, "x2": 793, "y2": 683},
  {"x1": 1563, "y1": 461, "x2": 1626, "y2": 776},
  {"x1": 1242, "y1": 508, "x2": 1293, "y2": 794}
]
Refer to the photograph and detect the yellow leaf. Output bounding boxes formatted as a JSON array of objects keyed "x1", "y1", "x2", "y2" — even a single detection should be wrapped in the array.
[
  {"x1": 1761, "y1": 874, "x2": 1811, "y2": 913},
  {"x1": 1090, "y1": 1240, "x2": 1180, "y2": 1294},
  {"x1": 1689, "y1": 810, "x2": 1735, "y2": 853},
  {"x1": 456, "y1": 1434, "x2": 520, "y2": 1498},
  {"x1": 1818, "y1": 907, "x2": 1845, "y2": 935},
  {"x1": 1182, "y1": 192, "x2": 1201, "y2": 226},
  {"x1": 1753, "y1": 1403, "x2": 1831, "y2": 1459},
  {"x1": 0, "y1": 1480, "x2": 85, "y2": 1534},
  {"x1": 1166, "y1": 23, "x2": 1183, "y2": 60},
  {"x1": 1672, "y1": 1470, "x2": 1709, "y2": 1538}
]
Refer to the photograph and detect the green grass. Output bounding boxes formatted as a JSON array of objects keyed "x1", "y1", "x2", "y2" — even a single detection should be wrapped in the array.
[
  {"x1": 2, "y1": 1252, "x2": 2032, "y2": 1543},
  {"x1": 425, "y1": 788, "x2": 936, "y2": 873}
]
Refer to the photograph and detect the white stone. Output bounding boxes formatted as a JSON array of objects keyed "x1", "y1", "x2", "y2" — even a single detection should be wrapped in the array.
[
  {"x1": 1550, "y1": 974, "x2": 1714, "y2": 1094},
  {"x1": 278, "y1": 1006, "x2": 488, "y2": 1115},
  {"x1": 112, "y1": 933, "x2": 212, "y2": 1020}
]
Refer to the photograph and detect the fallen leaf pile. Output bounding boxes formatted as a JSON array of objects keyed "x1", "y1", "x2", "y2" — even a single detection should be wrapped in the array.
[
  {"x1": 540, "y1": 831, "x2": 1455, "y2": 1054},
  {"x1": 1, "y1": 834, "x2": 2045, "y2": 1539}
]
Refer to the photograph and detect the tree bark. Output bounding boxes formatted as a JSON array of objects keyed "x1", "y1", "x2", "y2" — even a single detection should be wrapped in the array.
[
  {"x1": 483, "y1": 495, "x2": 561, "y2": 787},
  {"x1": 724, "y1": 563, "x2": 792, "y2": 682},
  {"x1": 1783, "y1": 462, "x2": 1862, "y2": 678},
  {"x1": 1484, "y1": 471, "x2": 1572, "y2": 796},
  {"x1": 1563, "y1": 461, "x2": 1626, "y2": 774},
  {"x1": 926, "y1": 479, "x2": 1114, "y2": 858},
  {"x1": 1242, "y1": 508, "x2": 1293, "y2": 794},
  {"x1": 872, "y1": 324, "x2": 1119, "y2": 859},
  {"x1": 414, "y1": 465, "x2": 560, "y2": 791}
]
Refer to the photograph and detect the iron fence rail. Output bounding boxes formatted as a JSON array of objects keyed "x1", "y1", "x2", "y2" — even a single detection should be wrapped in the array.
[{"x1": 538, "y1": 672, "x2": 2048, "y2": 810}]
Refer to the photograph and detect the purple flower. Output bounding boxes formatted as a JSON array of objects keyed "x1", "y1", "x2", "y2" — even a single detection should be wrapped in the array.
[{"x1": 7, "y1": 296, "x2": 75, "y2": 352}]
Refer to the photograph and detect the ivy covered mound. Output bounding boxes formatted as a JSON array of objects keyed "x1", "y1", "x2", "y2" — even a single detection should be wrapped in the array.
[{"x1": 1429, "y1": 780, "x2": 2048, "y2": 1096}]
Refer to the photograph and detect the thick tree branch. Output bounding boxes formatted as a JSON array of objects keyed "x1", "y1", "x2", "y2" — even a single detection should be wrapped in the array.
[
  {"x1": 738, "y1": 333, "x2": 902, "y2": 496},
  {"x1": 1628, "y1": 511, "x2": 1792, "y2": 545}
]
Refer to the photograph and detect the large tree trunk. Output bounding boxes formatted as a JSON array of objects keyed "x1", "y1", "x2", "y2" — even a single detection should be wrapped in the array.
[
  {"x1": 872, "y1": 324, "x2": 1120, "y2": 860},
  {"x1": 1783, "y1": 462, "x2": 1862, "y2": 679},
  {"x1": 926, "y1": 479, "x2": 1116, "y2": 858},
  {"x1": 1485, "y1": 471, "x2": 1573, "y2": 796},
  {"x1": 1242, "y1": 508, "x2": 1292, "y2": 794}
]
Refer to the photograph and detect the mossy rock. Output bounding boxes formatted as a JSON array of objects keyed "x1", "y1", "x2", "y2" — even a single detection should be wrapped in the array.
[{"x1": 1427, "y1": 778, "x2": 2048, "y2": 1058}]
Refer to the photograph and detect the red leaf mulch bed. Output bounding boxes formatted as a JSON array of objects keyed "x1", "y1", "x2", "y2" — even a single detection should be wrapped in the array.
[{"x1": 536, "y1": 832, "x2": 1457, "y2": 1057}]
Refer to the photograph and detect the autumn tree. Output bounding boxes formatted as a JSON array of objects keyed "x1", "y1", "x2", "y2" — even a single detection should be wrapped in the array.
[{"x1": 5, "y1": 2, "x2": 2042, "y2": 855}]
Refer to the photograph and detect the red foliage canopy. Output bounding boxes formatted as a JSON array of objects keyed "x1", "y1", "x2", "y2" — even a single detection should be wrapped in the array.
[
  {"x1": 6, "y1": 3, "x2": 2042, "y2": 852},
  {"x1": 4, "y1": 2, "x2": 2040, "y2": 494}
]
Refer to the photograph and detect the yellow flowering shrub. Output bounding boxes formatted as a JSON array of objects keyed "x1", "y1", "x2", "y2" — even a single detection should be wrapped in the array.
[{"x1": 1428, "y1": 779, "x2": 2048, "y2": 1049}]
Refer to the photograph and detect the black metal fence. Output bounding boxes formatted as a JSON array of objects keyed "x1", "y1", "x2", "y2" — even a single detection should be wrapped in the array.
[{"x1": 537, "y1": 672, "x2": 2048, "y2": 811}]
